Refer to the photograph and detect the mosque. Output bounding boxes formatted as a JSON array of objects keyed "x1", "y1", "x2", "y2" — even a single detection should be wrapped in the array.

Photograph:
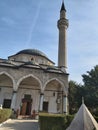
[{"x1": 0, "y1": 1, "x2": 69, "y2": 115}]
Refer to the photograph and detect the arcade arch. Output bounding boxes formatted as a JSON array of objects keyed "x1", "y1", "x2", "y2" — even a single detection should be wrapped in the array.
[
  {"x1": 16, "y1": 74, "x2": 42, "y2": 115},
  {"x1": 43, "y1": 78, "x2": 66, "y2": 113},
  {"x1": 0, "y1": 72, "x2": 14, "y2": 108},
  {"x1": 0, "y1": 72, "x2": 15, "y2": 88}
]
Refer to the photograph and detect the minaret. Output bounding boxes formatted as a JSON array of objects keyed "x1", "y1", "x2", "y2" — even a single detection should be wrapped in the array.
[{"x1": 57, "y1": 1, "x2": 69, "y2": 71}]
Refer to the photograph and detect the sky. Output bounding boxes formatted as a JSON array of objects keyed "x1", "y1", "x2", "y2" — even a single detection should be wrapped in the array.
[{"x1": 0, "y1": 0, "x2": 98, "y2": 84}]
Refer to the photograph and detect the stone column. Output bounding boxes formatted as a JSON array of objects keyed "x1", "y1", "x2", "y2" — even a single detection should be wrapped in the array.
[
  {"x1": 63, "y1": 95, "x2": 68, "y2": 114},
  {"x1": 11, "y1": 90, "x2": 17, "y2": 110},
  {"x1": 39, "y1": 93, "x2": 44, "y2": 111}
]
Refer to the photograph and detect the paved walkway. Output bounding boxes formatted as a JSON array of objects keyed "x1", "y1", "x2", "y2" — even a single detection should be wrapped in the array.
[{"x1": 0, "y1": 119, "x2": 39, "y2": 130}]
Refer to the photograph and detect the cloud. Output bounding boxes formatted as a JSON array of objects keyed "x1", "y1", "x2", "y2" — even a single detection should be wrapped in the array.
[
  {"x1": 25, "y1": 0, "x2": 44, "y2": 47},
  {"x1": 1, "y1": 17, "x2": 16, "y2": 26}
]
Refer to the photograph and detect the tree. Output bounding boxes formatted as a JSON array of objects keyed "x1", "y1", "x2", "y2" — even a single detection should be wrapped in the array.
[
  {"x1": 82, "y1": 65, "x2": 98, "y2": 114},
  {"x1": 68, "y1": 80, "x2": 83, "y2": 114}
]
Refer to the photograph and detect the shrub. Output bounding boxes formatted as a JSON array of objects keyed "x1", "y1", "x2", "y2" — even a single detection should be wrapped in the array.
[
  {"x1": 66, "y1": 115, "x2": 74, "y2": 127},
  {"x1": 39, "y1": 113, "x2": 74, "y2": 130},
  {"x1": 0, "y1": 109, "x2": 12, "y2": 123}
]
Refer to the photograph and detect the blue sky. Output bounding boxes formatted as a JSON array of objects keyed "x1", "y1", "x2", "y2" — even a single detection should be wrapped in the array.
[{"x1": 0, "y1": 0, "x2": 98, "y2": 84}]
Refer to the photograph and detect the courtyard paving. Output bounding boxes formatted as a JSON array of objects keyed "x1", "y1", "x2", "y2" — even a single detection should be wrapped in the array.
[{"x1": 0, "y1": 119, "x2": 39, "y2": 130}]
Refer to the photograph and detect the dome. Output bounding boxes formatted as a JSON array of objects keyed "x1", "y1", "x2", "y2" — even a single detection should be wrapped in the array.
[
  {"x1": 16, "y1": 49, "x2": 48, "y2": 59},
  {"x1": 8, "y1": 49, "x2": 54, "y2": 65}
]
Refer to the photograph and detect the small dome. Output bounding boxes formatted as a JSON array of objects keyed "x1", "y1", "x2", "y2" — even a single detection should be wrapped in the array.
[{"x1": 16, "y1": 49, "x2": 48, "y2": 58}]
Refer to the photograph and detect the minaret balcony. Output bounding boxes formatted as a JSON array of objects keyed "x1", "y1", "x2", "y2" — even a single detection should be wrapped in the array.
[{"x1": 57, "y1": 19, "x2": 69, "y2": 29}]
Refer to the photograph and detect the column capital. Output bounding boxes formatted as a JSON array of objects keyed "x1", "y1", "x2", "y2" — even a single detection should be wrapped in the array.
[
  {"x1": 63, "y1": 93, "x2": 68, "y2": 97},
  {"x1": 40, "y1": 93, "x2": 44, "y2": 96},
  {"x1": 13, "y1": 90, "x2": 17, "y2": 93}
]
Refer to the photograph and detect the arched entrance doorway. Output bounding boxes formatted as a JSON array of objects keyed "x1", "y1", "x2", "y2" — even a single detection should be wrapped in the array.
[
  {"x1": 21, "y1": 94, "x2": 32, "y2": 115},
  {"x1": 17, "y1": 75, "x2": 41, "y2": 115},
  {"x1": 0, "y1": 73, "x2": 13, "y2": 108},
  {"x1": 44, "y1": 79, "x2": 64, "y2": 113}
]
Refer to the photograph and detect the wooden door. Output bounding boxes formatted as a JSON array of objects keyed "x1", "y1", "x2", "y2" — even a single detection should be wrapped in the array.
[
  {"x1": 21, "y1": 102, "x2": 27, "y2": 115},
  {"x1": 26, "y1": 102, "x2": 32, "y2": 115}
]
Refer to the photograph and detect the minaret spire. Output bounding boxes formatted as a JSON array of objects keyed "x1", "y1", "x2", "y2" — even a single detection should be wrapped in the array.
[
  {"x1": 57, "y1": 1, "x2": 69, "y2": 70},
  {"x1": 61, "y1": 0, "x2": 66, "y2": 12}
]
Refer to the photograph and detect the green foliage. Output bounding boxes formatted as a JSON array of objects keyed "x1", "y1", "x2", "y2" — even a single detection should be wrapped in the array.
[
  {"x1": 69, "y1": 65, "x2": 98, "y2": 115},
  {"x1": 94, "y1": 115, "x2": 98, "y2": 122},
  {"x1": 82, "y1": 65, "x2": 98, "y2": 87},
  {"x1": 0, "y1": 109, "x2": 12, "y2": 123},
  {"x1": 39, "y1": 113, "x2": 74, "y2": 130},
  {"x1": 68, "y1": 80, "x2": 83, "y2": 114},
  {"x1": 66, "y1": 115, "x2": 74, "y2": 127},
  {"x1": 93, "y1": 107, "x2": 98, "y2": 116},
  {"x1": 82, "y1": 65, "x2": 98, "y2": 113}
]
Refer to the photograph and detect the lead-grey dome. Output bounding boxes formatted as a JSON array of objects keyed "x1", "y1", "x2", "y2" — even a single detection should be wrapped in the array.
[{"x1": 16, "y1": 49, "x2": 48, "y2": 58}]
